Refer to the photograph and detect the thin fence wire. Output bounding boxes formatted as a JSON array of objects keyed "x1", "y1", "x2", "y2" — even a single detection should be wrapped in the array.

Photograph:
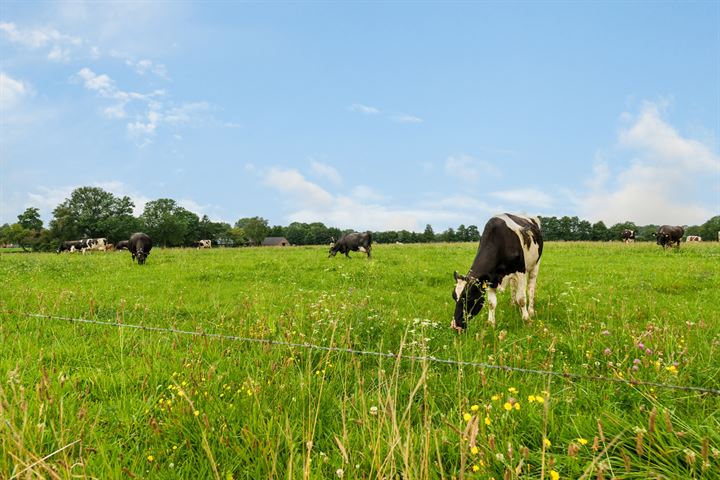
[{"x1": 5, "y1": 311, "x2": 720, "y2": 396}]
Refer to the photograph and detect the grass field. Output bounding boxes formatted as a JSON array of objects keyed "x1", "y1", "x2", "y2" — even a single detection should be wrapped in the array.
[{"x1": 1, "y1": 242, "x2": 719, "y2": 479}]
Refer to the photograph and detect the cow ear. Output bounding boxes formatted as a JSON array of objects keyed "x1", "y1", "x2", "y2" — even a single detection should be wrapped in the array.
[{"x1": 454, "y1": 271, "x2": 467, "y2": 282}]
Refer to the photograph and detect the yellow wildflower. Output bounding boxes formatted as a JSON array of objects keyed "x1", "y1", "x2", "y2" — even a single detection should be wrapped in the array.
[
  {"x1": 147, "y1": 455, "x2": 155, "y2": 462},
  {"x1": 472, "y1": 465, "x2": 480, "y2": 472},
  {"x1": 665, "y1": 365, "x2": 678, "y2": 375},
  {"x1": 470, "y1": 404, "x2": 480, "y2": 412},
  {"x1": 514, "y1": 402, "x2": 520, "y2": 411},
  {"x1": 508, "y1": 387, "x2": 518, "y2": 394},
  {"x1": 172, "y1": 445, "x2": 178, "y2": 450},
  {"x1": 471, "y1": 446, "x2": 479, "y2": 455},
  {"x1": 491, "y1": 394, "x2": 500, "y2": 401},
  {"x1": 543, "y1": 438, "x2": 552, "y2": 447},
  {"x1": 503, "y1": 402, "x2": 512, "y2": 411},
  {"x1": 577, "y1": 438, "x2": 588, "y2": 445},
  {"x1": 484, "y1": 416, "x2": 491, "y2": 426},
  {"x1": 194, "y1": 410, "x2": 200, "y2": 416},
  {"x1": 528, "y1": 395, "x2": 536, "y2": 402},
  {"x1": 550, "y1": 470, "x2": 559, "y2": 480},
  {"x1": 463, "y1": 412, "x2": 472, "y2": 421}
]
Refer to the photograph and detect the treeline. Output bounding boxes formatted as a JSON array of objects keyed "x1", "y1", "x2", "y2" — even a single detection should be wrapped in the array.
[{"x1": 1, "y1": 186, "x2": 718, "y2": 252}]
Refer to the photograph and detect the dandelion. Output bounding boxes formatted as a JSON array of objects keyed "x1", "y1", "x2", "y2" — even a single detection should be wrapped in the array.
[
  {"x1": 336, "y1": 468, "x2": 344, "y2": 478},
  {"x1": 463, "y1": 412, "x2": 472, "y2": 422},
  {"x1": 472, "y1": 465, "x2": 480, "y2": 472},
  {"x1": 665, "y1": 365, "x2": 678, "y2": 375},
  {"x1": 370, "y1": 406, "x2": 378, "y2": 416},
  {"x1": 194, "y1": 410, "x2": 200, "y2": 416},
  {"x1": 577, "y1": 438, "x2": 588, "y2": 445},
  {"x1": 508, "y1": 387, "x2": 518, "y2": 394},
  {"x1": 514, "y1": 402, "x2": 520, "y2": 411},
  {"x1": 147, "y1": 455, "x2": 155, "y2": 462},
  {"x1": 491, "y1": 394, "x2": 500, "y2": 401},
  {"x1": 543, "y1": 438, "x2": 552, "y2": 447},
  {"x1": 550, "y1": 470, "x2": 559, "y2": 480},
  {"x1": 172, "y1": 445, "x2": 178, "y2": 450},
  {"x1": 528, "y1": 395, "x2": 536, "y2": 402},
  {"x1": 471, "y1": 446, "x2": 479, "y2": 455},
  {"x1": 503, "y1": 402, "x2": 513, "y2": 411},
  {"x1": 470, "y1": 404, "x2": 480, "y2": 412},
  {"x1": 485, "y1": 416, "x2": 491, "y2": 426}
]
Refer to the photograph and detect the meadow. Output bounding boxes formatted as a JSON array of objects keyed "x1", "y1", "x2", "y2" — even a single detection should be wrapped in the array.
[{"x1": 1, "y1": 242, "x2": 719, "y2": 479}]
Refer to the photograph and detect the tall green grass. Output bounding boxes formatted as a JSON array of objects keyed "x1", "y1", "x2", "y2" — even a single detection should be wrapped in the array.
[{"x1": 1, "y1": 242, "x2": 718, "y2": 478}]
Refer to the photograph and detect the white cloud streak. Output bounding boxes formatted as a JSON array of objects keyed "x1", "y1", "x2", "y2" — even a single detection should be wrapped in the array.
[
  {"x1": 310, "y1": 160, "x2": 342, "y2": 186},
  {"x1": 349, "y1": 103, "x2": 380, "y2": 115},
  {"x1": 577, "y1": 102, "x2": 720, "y2": 225},
  {"x1": 0, "y1": 72, "x2": 31, "y2": 109},
  {"x1": 444, "y1": 154, "x2": 501, "y2": 182}
]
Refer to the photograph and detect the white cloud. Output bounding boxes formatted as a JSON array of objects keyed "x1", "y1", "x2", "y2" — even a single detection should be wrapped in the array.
[
  {"x1": 0, "y1": 21, "x2": 82, "y2": 60},
  {"x1": 349, "y1": 103, "x2": 380, "y2": 115},
  {"x1": 351, "y1": 185, "x2": 386, "y2": 202},
  {"x1": 125, "y1": 58, "x2": 169, "y2": 79},
  {"x1": 577, "y1": 102, "x2": 720, "y2": 225},
  {"x1": 489, "y1": 188, "x2": 554, "y2": 209},
  {"x1": 391, "y1": 113, "x2": 423, "y2": 124},
  {"x1": 77, "y1": 67, "x2": 115, "y2": 94},
  {"x1": 0, "y1": 72, "x2": 31, "y2": 109},
  {"x1": 444, "y1": 154, "x2": 502, "y2": 182},
  {"x1": 263, "y1": 167, "x2": 494, "y2": 231},
  {"x1": 310, "y1": 160, "x2": 342, "y2": 186},
  {"x1": 264, "y1": 168, "x2": 334, "y2": 207}
]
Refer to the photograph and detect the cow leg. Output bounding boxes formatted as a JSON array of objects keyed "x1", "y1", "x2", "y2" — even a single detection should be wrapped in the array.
[
  {"x1": 366, "y1": 245, "x2": 372, "y2": 259},
  {"x1": 527, "y1": 261, "x2": 540, "y2": 318},
  {"x1": 514, "y1": 272, "x2": 530, "y2": 321},
  {"x1": 486, "y1": 287, "x2": 498, "y2": 326}
]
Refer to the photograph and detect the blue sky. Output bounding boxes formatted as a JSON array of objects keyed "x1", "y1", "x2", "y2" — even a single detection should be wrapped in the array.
[{"x1": 1, "y1": 2, "x2": 718, "y2": 231}]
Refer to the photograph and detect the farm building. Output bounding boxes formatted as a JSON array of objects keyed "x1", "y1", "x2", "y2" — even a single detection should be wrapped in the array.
[{"x1": 261, "y1": 236, "x2": 290, "y2": 247}]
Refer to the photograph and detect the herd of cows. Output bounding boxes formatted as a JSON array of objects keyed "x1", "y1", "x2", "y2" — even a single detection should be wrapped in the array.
[{"x1": 55, "y1": 218, "x2": 714, "y2": 332}]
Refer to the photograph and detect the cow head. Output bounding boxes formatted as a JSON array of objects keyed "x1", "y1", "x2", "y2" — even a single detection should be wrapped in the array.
[
  {"x1": 136, "y1": 249, "x2": 148, "y2": 265},
  {"x1": 328, "y1": 241, "x2": 340, "y2": 257},
  {"x1": 451, "y1": 271, "x2": 486, "y2": 331}
]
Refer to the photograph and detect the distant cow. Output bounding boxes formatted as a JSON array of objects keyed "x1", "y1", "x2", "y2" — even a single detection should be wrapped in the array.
[
  {"x1": 193, "y1": 239, "x2": 212, "y2": 249},
  {"x1": 57, "y1": 239, "x2": 86, "y2": 253},
  {"x1": 653, "y1": 225, "x2": 684, "y2": 249},
  {"x1": 621, "y1": 229, "x2": 635, "y2": 243},
  {"x1": 452, "y1": 213, "x2": 543, "y2": 331},
  {"x1": 329, "y1": 232, "x2": 372, "y2": 259},
  {"x1": 87, "y1": 238, "x2": 109, "y2": 252},
  {"x1": 129, "y1": 232, "x2": 153, "y2": 265},
  {"x1": 115, "y1": 240, "x2": 129, "y2": 251},
  {"x1": 686, "y1": 235, "x2": 702, "y2": 242}
]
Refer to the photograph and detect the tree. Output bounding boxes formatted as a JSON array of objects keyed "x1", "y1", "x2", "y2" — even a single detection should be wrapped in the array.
[
  {"x1": 236, "y1": 217, "x2": 269, "y2": 246},
  {"x1": 466, "y1": 225, "x2": 481, "y2": 242},
  {"x1": 421, "y1": 224, "x2": 434, "y2": 242},
  {"x1": 17, "y1": 207, "x2": 43, "y2": 231},
  {"x1": 50, "y1": 187, "x2": 135, "y2": 241},
  {"x1": 590, "y1": 221, "x2": 609, "y2": 241},
  {"x1": 141, "y1": 199, "x2": 198, "y2": 247}
]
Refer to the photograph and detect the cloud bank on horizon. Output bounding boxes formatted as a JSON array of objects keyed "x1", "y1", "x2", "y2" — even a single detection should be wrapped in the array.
[{"x1": 1, "y1": 3, "x2": 717, "y2": 231}]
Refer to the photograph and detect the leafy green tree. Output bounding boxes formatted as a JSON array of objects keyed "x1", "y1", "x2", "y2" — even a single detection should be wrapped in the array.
[
  {"x1": 141, "y1": 199, "x2": 198, "y2": 247},
  {"x1": 466, "y1": 225, "x2": 481, "y2": 242},
  {"x1": 235, "y1": 217, "x2": 269, "y2": 246},
  {"x1": 17, "y1": 207, "x2": 43, "y2": 231},
  {"x1": 422, "y1": 224, "x2": 435, "y2": 243},
  {"x1": 50, "y1": 187, "x2": 134, "y2": 240},
  {"x1": 699, "y1": 215, "x2": 720, "y2": 241},
  {"x1": 590, "y1": 221, "x2": 609, "y2": 241}
]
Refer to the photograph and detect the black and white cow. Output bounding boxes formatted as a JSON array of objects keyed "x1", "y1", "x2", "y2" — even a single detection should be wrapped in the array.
[
  {"x1": 129, "y1": 232, "x2": 153, "y2": 265},
  {"x1": 115, "y1": 240, "x2": 130, "y2": 251},
  {"x1": 451, "y1": 213, "x2": 543, "y2": 331},
  {"x1": 621, "y1": 229, "x2": 635, "y2": 243},
  {"x1": 193, "y1": 239, "x2": 212, "y2": 249},
  {"x1": 686, "y1": 235, "x2": 702, "y2": 242},
  {"x1": 328, "y1": 232, "x2": 372, "y2": 259},
  {"x1": 653, "y1": 225, "x2": 684, "y2": 249},
  {"x1": 57, "y1": 239, "x2": 87, "y2": 253}
]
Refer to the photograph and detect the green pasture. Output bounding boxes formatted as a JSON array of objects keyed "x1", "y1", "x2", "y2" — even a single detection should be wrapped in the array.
[{"x1": 1, "y1": 242, "x2": 719, "y2": 479}]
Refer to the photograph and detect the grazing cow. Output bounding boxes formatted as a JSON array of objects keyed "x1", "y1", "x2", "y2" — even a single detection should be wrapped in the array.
[
  {"x1": 686, "y1": 235, "x2": 702, "y2": 242},
  {"x1": 328, "y1": 232, "x2": 372, "y2": 259},
  {"x1": 653, "y1": 225, "x2": 684, "y2": 249},
  {"x1": 129, "y1": 232, "x2": 153, "y2": 265},
  {"x1": 193, "y1": 239, "x2": 212, "y2": 249},
  {"x1": 87, "y1": 238, "x2": 109, "y2": 252},
  {"x1": 451, "y1": 213, "x2": 543, "y2": 331},
  {"x1": 621, "y1": 229, "x2": 635, "y2": 243},
  {"x1": 57, "y1": 239, "x2": 85, "y2": 253},
  {"x1": 115, "y1": 240, "x2": 129, "y2": 251}
]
